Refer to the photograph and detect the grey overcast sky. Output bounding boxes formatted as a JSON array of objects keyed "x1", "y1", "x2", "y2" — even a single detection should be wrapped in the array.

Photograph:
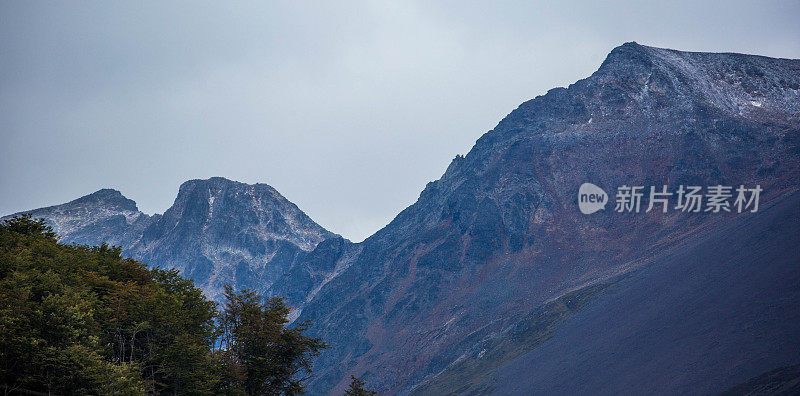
[{"x1": 1, "y1": 1, "x2": 798, "y2": 241}]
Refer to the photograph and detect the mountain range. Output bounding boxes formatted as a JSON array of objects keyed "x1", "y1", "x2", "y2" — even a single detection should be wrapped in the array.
[
  {"x1": 4, "y1": 42, "x2": 799, "y2": 394},
  {"x1": 3, "y1": 178, "x2": 336, "y2": 302}
]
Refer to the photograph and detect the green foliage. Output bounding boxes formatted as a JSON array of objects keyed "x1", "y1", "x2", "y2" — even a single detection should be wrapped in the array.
[
  {"x1": 0, "y1": 215, "x2": 218, "y2": 394},
  {"x1": 218, "y1": 285, "x2": 328, "y2": 395},
  {"x1": 0, "y1": 216, "x2": 329, "y2": 395},
  {"x1": 345, "y1": 375, "x2": 378, "y2": 396},
  {"x1": 0, "y1": 214, "x2": 55, "y2": 240}
]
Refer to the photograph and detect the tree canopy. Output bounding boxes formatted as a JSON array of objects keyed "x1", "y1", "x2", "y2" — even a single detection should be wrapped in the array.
[
  {"x1": 345, "y1": 375, "x2": 378, "y2": 396},
  {"x1": 0, "y1": 215, "x2": 329, "y2": 395}
]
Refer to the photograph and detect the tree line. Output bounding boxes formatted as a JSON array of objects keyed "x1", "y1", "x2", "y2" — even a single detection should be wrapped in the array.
[{"x1": 0, "y1": 215, "x2": 375, "y2": 395}]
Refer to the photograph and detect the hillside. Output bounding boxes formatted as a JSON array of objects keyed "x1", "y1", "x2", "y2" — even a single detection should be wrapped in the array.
[
  {"x1": 415, "y1": 189, "x2": 800, "y2": 394},
  {"x1": 294, "y1": 42, "x2": 800, "y2": 393}
]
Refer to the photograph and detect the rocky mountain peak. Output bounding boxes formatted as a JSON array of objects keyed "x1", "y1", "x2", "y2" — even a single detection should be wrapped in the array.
[
  {"x1": 593, "y1": 42, "x2": 800, "y2": 117},
  {"x1": 1, "y1": 188, "x2": 148, "y2": 248},
  {"x1": 596, "y1": 41, "x2": 650, "y2": 69},
  {"x1": 161, "y1": 177, "x2": 332, "y2": 251},
  {"x1": 175, "y1": 177, "x2": 287, "y2": 213},
  {"x1": 124, "y1": 177, "x2": 337, "y2": 300},
  {"x1": 70, "y1": 188, "x2": 139, "y2": 212}
]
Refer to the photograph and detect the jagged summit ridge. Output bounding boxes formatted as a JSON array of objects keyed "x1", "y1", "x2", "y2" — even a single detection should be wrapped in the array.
[
  {"x1": 487, "y1": 42, "x2": 799, "y2": 145},
  {"x1": 167, "y1": 177, "x2": 332, "y2": 251},
  {"x1": 2, "y1": 188, "x2": 148, "y2": 247},
  {"x1": 132, "y1": 177, "x2": 337, "y2": 299},
  {"x1": 70, "y1": 188, "x2": 140, "y2": 212},
  {"x1": 594, "y1": 42, "x2": 800, "y2": 115}
]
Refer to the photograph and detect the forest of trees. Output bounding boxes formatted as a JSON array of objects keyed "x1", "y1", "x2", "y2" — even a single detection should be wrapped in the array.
[{"x1": 0, "y1": 215, "x2": 375, "y2": 395}]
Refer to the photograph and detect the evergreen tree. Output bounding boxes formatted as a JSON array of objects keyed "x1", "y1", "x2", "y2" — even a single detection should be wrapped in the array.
[
  {"x1": 345, "y1": 375, "x2": 378, "y2": 396},
  {"x1": 218, "y1": 285, "x2": 328, "y2": 395}
]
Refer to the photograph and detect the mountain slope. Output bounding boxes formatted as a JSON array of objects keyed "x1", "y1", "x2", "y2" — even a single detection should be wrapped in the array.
[
  {"x1": 417, "y1": 189, "x2": 800, "y2": 395},
  {"x1": 295, "y1": 42, "x2": 800, "y2": 393}
]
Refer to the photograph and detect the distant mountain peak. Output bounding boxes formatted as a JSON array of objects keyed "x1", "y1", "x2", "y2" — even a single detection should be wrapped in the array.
[
  {"x1": 164, "y1": 177, "x2": 329, "y2": 247},
  {"x1": 594, "y1": 42, "x2": 800, "y2": 116},
  {"x1": 180, "y1": 176, "x2": 246, "y2": 190},
  {"x1": 129, "y1": 177, "x2": 338, "y2": 299},
  {"x1": 70, "y1": 188, "x2": 139, "y2": 212},
  {"x1": 176, "y1": 177, "x2": 286, "y2": 206},
  {"x1": 1, "y1": 188, "x2": 147, "y2": 248},
  {"x1": 597, "y1": 41, "x2": 653, "y2": 68}
]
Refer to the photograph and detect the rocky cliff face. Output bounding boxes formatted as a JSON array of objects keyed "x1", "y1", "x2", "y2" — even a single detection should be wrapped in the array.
[
  {"x1": 3, "y1": 177, "x2": 338, "y2": 301},
  {"x1": 131, "y1": 177, "x2": 337, "y2": 300},
  {"x1": 293, "y1": 42, "x2": 800, "y2": 393}
]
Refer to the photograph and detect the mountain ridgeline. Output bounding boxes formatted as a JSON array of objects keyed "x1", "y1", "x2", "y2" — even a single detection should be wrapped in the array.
[
  {"x1": 4, "y1": 178, "x2": 337, "y2": 302},
  {"x1": 5, "y1": 43, "x2": 800, "y2": 394}
]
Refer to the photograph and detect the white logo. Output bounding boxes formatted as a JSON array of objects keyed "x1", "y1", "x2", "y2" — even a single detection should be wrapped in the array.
[
  {"x1": 578, "y1": 183, "x2": 608, "y2": 214},
  {"x1": 578, "y1": 183, "x2": 762, "y2": 215}
]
